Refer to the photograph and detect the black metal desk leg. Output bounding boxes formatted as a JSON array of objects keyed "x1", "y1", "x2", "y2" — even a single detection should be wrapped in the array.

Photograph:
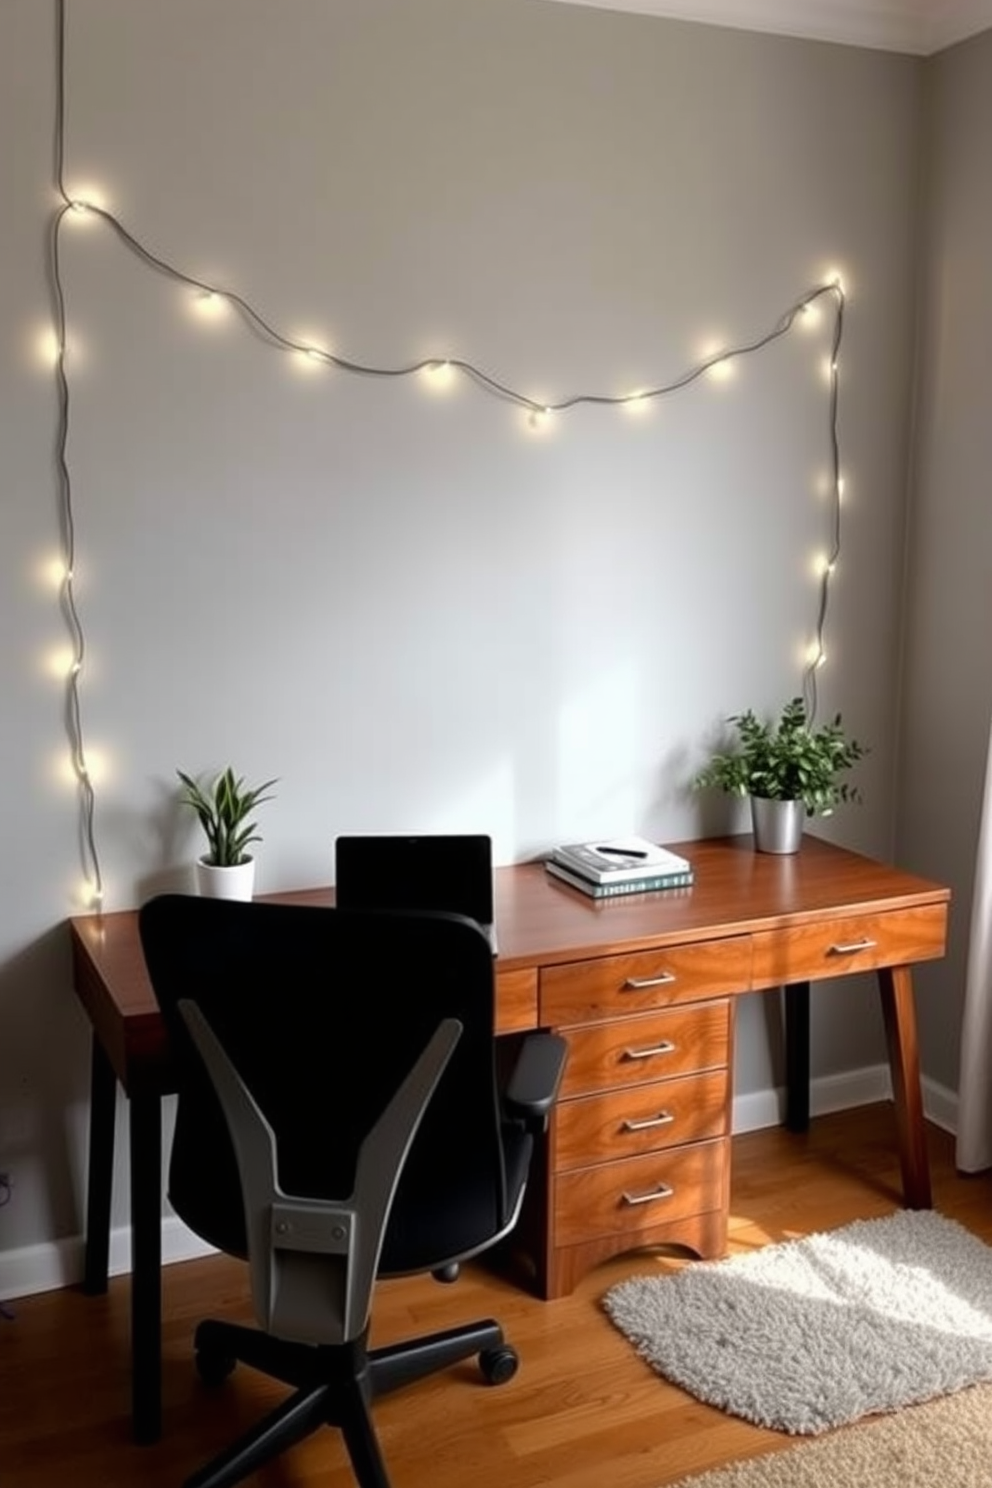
[
  {"x1": 129, "y1": 1091, "x2": 163, "y2": 1445},
  {"x1": 83, "y1": 1035, "x2": 117, "y2": 1295},
  {"x1": 784, "y1": 982, "x2": 811, "y2": 1132}
]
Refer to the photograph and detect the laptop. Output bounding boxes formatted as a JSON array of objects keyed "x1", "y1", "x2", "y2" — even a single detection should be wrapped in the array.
[{"x1": 334, "y1": 833, "x2": 498, "y2": 955}]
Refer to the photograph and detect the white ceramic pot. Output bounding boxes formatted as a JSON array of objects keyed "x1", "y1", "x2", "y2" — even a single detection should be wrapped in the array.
[
  {"x1": 750, "y1": 797, "x2": 805, "y2": 855},
  {"x1": 195, "y1": 856, "x2": 255, "y2": 901}
]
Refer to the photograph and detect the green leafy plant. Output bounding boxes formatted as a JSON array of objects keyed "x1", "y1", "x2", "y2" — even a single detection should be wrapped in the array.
[
  {"x1": 694, "y1": 697, "x2": 866, "y2": 817},
  {"x1": 176, "y1": 767, "x2": 278, "y2": 867}
]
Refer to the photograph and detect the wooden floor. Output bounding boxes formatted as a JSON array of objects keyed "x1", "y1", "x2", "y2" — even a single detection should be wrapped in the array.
[{"x1": 2, "y1": 1104, "x2": 991, "y2": 1488}]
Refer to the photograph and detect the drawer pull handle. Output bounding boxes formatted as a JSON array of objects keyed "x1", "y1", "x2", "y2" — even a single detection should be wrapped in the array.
[
  {"x1": 624, "y1": 972, "x2": 677, "y2": 990},
  {"x1": 829, "y1": 938, "x2": 878, "y2": 956},
  {"x1": 622, "y1": 1182, "x2": 674, "y2": 1207},
  {"x1": 622, "y1": 1040, "x2": 676, "y2": 1061},
  {"x1": 621, "y1": 1111, "x2": 675, "y2": 1132}
]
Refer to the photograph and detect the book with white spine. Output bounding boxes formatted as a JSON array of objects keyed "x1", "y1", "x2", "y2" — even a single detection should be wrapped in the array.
[{"x1": 550, "y1": 836, "x2": 693, "y2": 886}]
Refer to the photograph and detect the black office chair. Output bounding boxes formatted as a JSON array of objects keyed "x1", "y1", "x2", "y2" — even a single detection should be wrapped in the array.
[{"x1": 138, "y1": 895, "x2": 566, "y2": 1488}]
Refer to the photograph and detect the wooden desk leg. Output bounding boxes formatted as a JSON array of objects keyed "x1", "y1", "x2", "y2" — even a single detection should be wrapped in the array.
[
  {"x1": 784, "y1": 982, "x2": 811, "y2": 1132},
  {"x1": 129, "y1": 1091, "x2": 163, "y2": 1445},
  {"x1": 83, "y1": 1035, "x2": 116, "y2": 1295},
  {"x1": 877, "y1": 965, "x2": 932, "y2": 1209}
]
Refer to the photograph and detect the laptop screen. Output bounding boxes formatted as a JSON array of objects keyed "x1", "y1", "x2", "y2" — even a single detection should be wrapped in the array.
[{"x1": 334, "y1": 834, "x2": 494, "y2": 926}]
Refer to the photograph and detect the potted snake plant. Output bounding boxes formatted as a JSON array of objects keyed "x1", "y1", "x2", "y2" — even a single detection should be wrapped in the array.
[
  {"x1": 694, "y1": 697, "x2": 865, "y2": 853},
  {"x1": 177, "y1": 766, "x2": 278, "y2": 899}
]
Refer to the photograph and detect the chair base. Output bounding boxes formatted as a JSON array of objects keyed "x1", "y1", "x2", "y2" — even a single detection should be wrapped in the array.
[{"x1": 186, "y1": 1315, "x2": 515, "y2": 1488}]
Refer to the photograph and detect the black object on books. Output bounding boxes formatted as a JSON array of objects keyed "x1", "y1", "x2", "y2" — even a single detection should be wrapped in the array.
[
  {"x1": 545, "y1": 859, "x2": 694, "y2": 898},
  {"x1": 551, "y1": 836, "x2": 692, "y2": 886}
]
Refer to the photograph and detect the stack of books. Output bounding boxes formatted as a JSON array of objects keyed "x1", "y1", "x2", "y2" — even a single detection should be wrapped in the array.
[{"x1": 545, "y1": 836, "x2": 694, "y2": 899}]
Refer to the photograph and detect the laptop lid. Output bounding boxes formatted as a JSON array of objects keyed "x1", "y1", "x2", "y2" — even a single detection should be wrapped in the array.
[{"x1": 334, "y1": 833, "x2": 497, "y2": 951}]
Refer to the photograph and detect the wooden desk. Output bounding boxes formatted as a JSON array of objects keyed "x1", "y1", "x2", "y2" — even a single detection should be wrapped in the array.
[{"x1": 70, "y1": 835, "x2": 949, "y2": 1443}]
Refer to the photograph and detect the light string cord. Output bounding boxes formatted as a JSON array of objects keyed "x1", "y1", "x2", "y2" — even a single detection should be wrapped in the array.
[
  {"x1": 51, "y1": 0, "x2": 102, "y2": 906},
  {"x1": 50, "y1": 0, "x2": 845, "y2": 909},
  {"x1": 802, "y1": 290, "x2": 845, "y2": 723}
]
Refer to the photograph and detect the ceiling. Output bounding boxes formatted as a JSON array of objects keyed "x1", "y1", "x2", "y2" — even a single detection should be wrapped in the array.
[{"x1": 539, "y1": 0, "x2": 992, "y2": 54}]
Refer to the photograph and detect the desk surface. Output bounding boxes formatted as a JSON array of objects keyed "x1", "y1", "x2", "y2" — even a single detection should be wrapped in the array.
[{"x1": 70, "y1": 833, "x2": 949, "y2": 1090}]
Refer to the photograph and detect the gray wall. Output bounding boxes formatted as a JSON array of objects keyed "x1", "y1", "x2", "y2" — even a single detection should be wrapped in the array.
[
  {"x1": 0, "y1": 0, "x2": 925, "y2": 1277},
  {"x1": 898, "y1": 29, "x2": 992, "y2": 1092}
]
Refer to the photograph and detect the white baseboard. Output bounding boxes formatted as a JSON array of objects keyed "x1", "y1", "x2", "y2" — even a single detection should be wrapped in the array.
[
  {"x1": 0, "y1": 1066, "x2": 962, "y2": 1303},
  {"x1": 0, "y1": 1215, "x2": 215, "y2": 1304},
  {"x1": 732, "y1": 1063, "x2": 960, "y2": 1136},
  {"x1": 921, "y1": 1073, "x2": 958, "y2": 1135},
  {"x1": 731, "y1": 1063, "x2": 894, "y2": 1133}
]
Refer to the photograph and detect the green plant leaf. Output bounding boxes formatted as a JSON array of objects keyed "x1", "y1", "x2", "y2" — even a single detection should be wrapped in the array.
[
  {"x1": 176, "y1": 766, "x2": 278, "y2": 867},
  {"x1": 694, "y1": 698, "x2": 866, "y2": 817}
]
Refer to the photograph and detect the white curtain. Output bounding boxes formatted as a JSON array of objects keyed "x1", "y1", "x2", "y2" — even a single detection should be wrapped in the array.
[{"x1": 956, "y1": 718, "x2": 992, "y2": 1172}]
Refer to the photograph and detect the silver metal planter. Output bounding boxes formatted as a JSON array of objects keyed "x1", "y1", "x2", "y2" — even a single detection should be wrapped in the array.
[{"x1": 750, "y1": 796, "x2": 805, "y2": 854}]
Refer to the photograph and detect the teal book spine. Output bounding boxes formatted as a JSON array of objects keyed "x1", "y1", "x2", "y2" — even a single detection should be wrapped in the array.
[{"x1": 545, "y1": 860, "x2": 693, "y2": 898}]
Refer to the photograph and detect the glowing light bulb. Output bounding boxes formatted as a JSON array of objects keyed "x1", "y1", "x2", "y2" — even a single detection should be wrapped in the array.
[
  {"x1": 293, "y1": 344, "x2": 329, "y2": 373},
  {"x1": 56, "y1": 746, "x2": 109, "y2": 789},
  {"x1": 39, "y1": 557, "x2": 70, "y2": 590},
  {"x1": 77, "y1": 879, "x2": 103, "y2": 911},
  {"x1": 190, "y1": 289, "x2": 228, "y2": 321},
  {"x1": 42, "y1": 646, "x2": 77, "y2": 680},
  {"x1": 706, "y1": 357, "x2": 734, "y2": 384},
  {"x1": 421, "y1": 360, "x2": 455, "y2": 392},
  {"x1": 34, "y1": 327, "x2": 62, "y2": 368},
  {"x1": 526, "y1": 406, "x2": 554, "y2": 433},
  {"x1": 64, "y1": 190, "x2": 106, "y2": 225},
  {"x1": 837, "y1": 477, "x2": 846, "y2": 500},
  {"x1": 622, "y1": 391, "x2": 652, "y2": 416},
  {"x1": 799, "y1": 302, "x2": 822, "y2": 329},
  {"x1": 66, "y1": 182, "x2": 108, "y2": 213}
]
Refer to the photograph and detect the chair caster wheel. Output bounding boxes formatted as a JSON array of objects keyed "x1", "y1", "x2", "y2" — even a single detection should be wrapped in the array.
[
  {"x1": 479, "y1": 1345, "x2": 519, "y2": 1386},
  {"x1": 432, "y1": 1262, "x2": 460, "y2": 1284},
  {"x1": 196, "y1": 1348, "x2": 236, "y2": 1387}
]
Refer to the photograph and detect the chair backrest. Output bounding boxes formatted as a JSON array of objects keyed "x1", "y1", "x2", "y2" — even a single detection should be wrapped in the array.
[{"x1": 138, "y1": 896, "x2": 508, "y2": 1282}]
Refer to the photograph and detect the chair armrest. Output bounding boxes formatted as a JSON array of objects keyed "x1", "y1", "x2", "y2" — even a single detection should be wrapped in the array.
[{"x1": 502, "y1": 1033, "x2": 568, "y2": 1130}]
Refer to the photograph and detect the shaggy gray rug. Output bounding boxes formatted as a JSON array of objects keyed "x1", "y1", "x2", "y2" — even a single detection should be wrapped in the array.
[{"x1": 603, "y1": 1209, "x2": 992, "y2": 1435}]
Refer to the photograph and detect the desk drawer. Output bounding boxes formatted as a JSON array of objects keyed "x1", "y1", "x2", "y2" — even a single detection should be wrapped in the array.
[
  {"x1": 555, "y1": 1069, "x2": 729, "y2": 1170},
  {"x1": 541, "y1": 935, "x2": 751, "y2": 1026},
  {"x1": 751, "y1": 904, "x2": 948, "y2": 990},
  {"x1": 495, "y1": 967, "x2": 538, "y2": 1033},
  {"x1": 558, "y1": 1001, "x2": 730, "y2": 1099},
  {"x1": 555, "y1": 1139, "x2": 728, "y2": 1246}
]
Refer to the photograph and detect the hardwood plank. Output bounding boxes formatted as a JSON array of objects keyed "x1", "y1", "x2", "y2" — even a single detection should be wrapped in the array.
[{"x1": 1, "y1": 1104, "x2": 986, "y2": 1488}]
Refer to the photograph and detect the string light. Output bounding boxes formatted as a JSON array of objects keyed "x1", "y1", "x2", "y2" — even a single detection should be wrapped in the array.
[
  {"x1": 51, "y1": 0, "x2": 103, "y2": 911},
  {"x1": 420, "y1": 359, "x2": 456, "y2": 392},
  {"x1": 189, "y1": 289, "x2": 228, "y2": 321},
  {"x1": 48, "y1": 0, "x2": 848, "y2": 907},
  {"x1": 525, "y1": 406, "x2": 555, "y2": 433}
]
